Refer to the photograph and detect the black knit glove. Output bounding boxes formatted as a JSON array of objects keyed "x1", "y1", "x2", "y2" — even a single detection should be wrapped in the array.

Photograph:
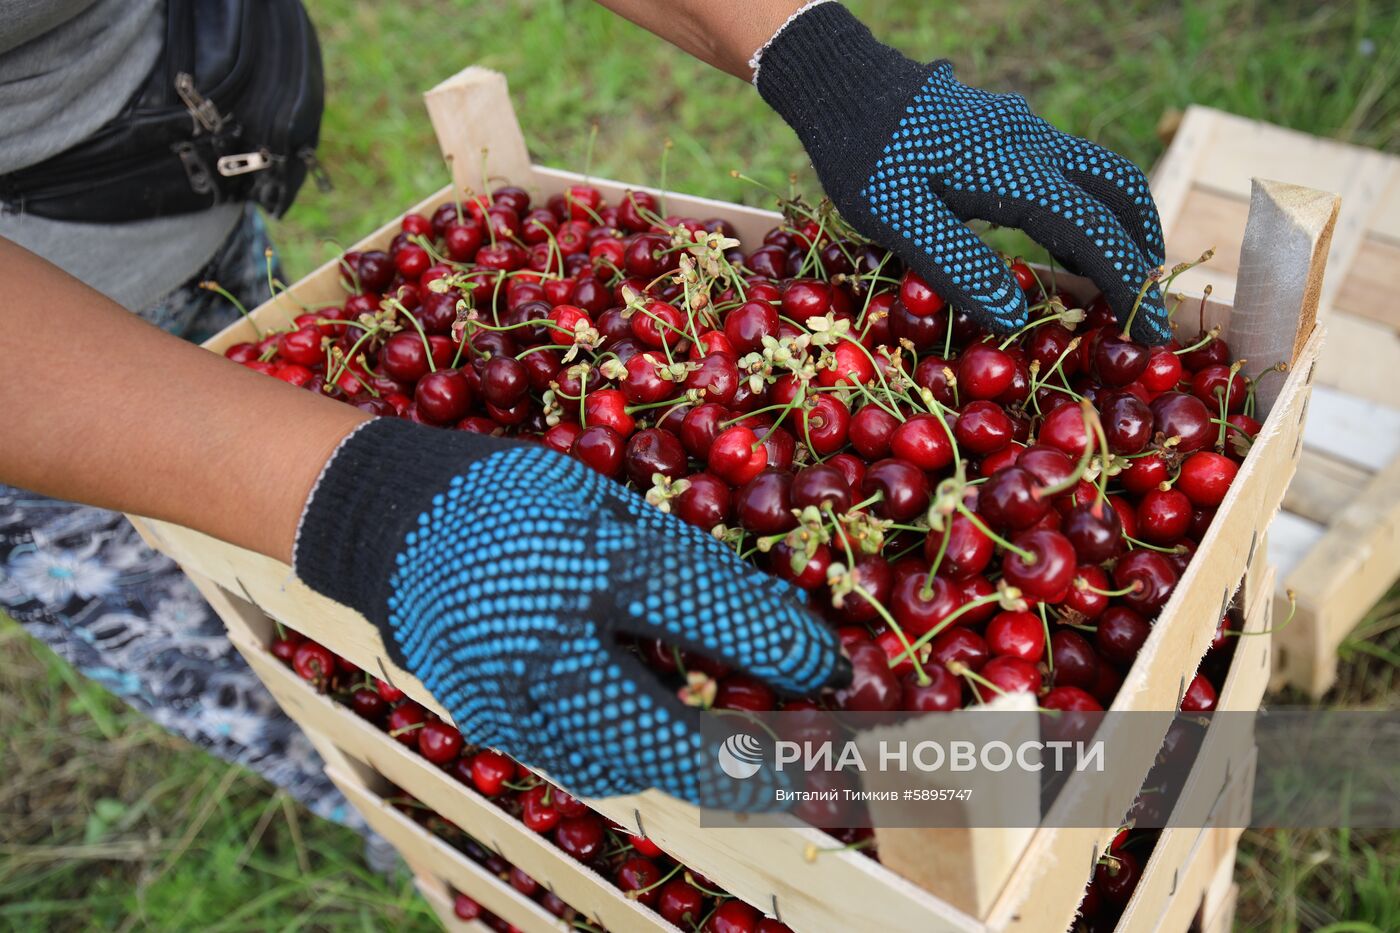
[
  {"x1": 294, "y1": 418, "x2": 846, "y2": 807},
  {"x1": 754, "y1": 2, "x2": 1169, "y2": 344}
]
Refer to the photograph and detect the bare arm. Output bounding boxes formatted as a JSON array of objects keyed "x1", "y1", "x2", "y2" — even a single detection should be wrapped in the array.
[
  {"x1": 0, "y1": 238, "x2": 367, "y2": 564},
  {"x1": 589, "y1": 0, "x2": 806, "y2": 79}
]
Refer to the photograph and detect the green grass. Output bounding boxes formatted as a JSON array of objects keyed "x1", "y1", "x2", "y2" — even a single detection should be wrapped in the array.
[
  {"x1": 0, "y1": 615, "x2": 437, "y2": 932},
  {"x1": 4, "y1": 1, "x2": 1400, "y2": 929}
]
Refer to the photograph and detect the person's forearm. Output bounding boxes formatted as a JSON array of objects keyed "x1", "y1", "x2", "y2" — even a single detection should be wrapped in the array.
[
  {"x1": 0, "y1": 238, "x2": 367, "y2": 564},
  {"x1": 590, "y1": 0, "x2": 807, "y2": 79}
]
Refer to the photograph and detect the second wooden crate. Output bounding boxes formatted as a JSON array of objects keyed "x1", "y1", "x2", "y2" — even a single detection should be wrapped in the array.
[{"x1": 1151, "y1": 104, "x2": 1400, "y2": 696}]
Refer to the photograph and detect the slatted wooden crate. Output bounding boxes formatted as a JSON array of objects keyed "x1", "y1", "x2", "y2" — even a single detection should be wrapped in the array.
[
  {"x1": 1151, "y1": 105, "x2": 1400, "y2": 697},
  {"x1": 172, "y1": 555, "x2": 1269, "y2": 933},
  {"x1": 125, "y1": 69, "x2": 1334, "y2": 931}
]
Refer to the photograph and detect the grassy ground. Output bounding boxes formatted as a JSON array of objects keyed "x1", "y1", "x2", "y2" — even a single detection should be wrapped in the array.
[{"x1": 3, "y1": 1, "x2": 1399, "y2": 929}]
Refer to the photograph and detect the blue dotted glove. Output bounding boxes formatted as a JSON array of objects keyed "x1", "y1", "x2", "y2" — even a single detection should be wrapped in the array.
[
  {"x1": 295, "y1": 418, "x2": 845, "y2": 807},
  {"x1": 755, "y1": 2, "x2": 1170, "y2": 344}
]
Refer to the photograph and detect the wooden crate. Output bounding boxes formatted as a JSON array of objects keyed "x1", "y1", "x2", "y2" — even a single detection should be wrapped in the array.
[
  {"x1": 1151, "y1": 105, "x2": 1400, "y2": 697},
  {"x1": 125, "y1": 69, "x2": 1334, "y2": 931},
  {"x1": 175, "y1": 556, "x2": 1270, "y2": 933},
  {"x1": 1112, "y1": 566, "x2": 1273, "y2": 933}
]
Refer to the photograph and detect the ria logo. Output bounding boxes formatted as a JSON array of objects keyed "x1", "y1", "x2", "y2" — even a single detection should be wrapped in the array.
[{"x1": 716, "y1": 733, "x2": 765, "y2": 780}]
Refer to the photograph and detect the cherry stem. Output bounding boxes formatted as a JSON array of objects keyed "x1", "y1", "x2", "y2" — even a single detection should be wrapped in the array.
[
  {"x1": 1038, "y1": 401, "x2": 1101, "y2": 498},
  {"x1": 853, "y1": 582, "x2": 930, "y2": 686},
  {"x1": 899, "y1": 591, "x2": 1008, "y2": 660},
  {"x1": 921, "y1": 522, "x2": 952, "y2": 601},
  {"x1": 1121, "y1": 533, "x2": 1187, "y2": 555},
  {"x1": 630, "y1": 860, "x2": 685, "y2": 897},
  {"x1": 954, "y1": 503, "x2": 1034, "y2": 563},
  {"x1": 1076, "y1": 578, "x2": 1142, "y2": 598},
  {"x1": 1231, "y1": 588, "x2": 1298, "y2": 637},
  {"x1": 200, "y1": 281, "x2": 261, "y2": 339},
  {"x1": 1039, "y1": 602, "x2": 1054, "y2": 673},
  {"x1": 1173, "y1": 326, "x2": 1221, "y2": 357},
  {"x1": 947, "y1": 660, "x2": 1009, "y2": 704},
  {"x1": 1120, "y1": 269, "x2": 1163, "y2": 340}
]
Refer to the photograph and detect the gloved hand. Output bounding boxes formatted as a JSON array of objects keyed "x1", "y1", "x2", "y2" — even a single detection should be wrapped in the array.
[
  {"x1": 294, "y1": 417, "x2": 846, "y2": 807},
  {"x1": 754, "y1": 1, "x2": 1170, "y2": 344}
]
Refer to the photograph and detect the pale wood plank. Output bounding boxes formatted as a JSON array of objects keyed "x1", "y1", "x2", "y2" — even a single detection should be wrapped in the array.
[
  {"x1": 1278, "y1": 453, "x2": 1400, "y2": 695},
  {"x1": 228, "y1": 628, "x2": 671, "y2": 933},
  {"x1": 1310, "y1": 312, "x2": 1400, "y2": 408},
  {"x1": 1228, "y1": 180, "x2": 1337, "y2": 416},
  {"x1": 328, "y1": 770, "x2": 568, "y2": 933},
  {"x1": 1267, "y1": 511, "x2": 1326, "y2": 580},
  {"x1": 1284, "y1": 448, "x2": 1371, "y2": 525},
  {"x1": 1332, "y1": 236, "x2": 1400, "y2": 332},
  {"x1": 1301, "y1": 385, "x2": 1400, "y2": 474},
  {"x1": 424, "y1": 67, "x2": 534, "y2": 198},
  {"x1": 414, "y1": 873, "x2": 495, "y2": 933}
]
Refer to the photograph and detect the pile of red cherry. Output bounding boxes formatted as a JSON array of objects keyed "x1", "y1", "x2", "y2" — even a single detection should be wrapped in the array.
[
  {"x1": 227, "y1": 181, "x2": 1253, "y2": 721},
  {"x1": 231, "y1": 182, "x2": 1265, "y2": 929},
  {"x1": 274, "y1": 628, "x2": 788, "y2": 933}
]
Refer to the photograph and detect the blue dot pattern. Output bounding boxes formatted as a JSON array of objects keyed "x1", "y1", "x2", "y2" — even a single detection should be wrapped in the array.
[
  {"x1": 856, "y1": 62, "x2": 1170, "y2": 342},
  {"x1": 384, "y1": 444, "x2": 839, "y2": 808}
]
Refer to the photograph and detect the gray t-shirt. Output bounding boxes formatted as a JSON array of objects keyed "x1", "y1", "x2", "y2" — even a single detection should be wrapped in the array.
[{"x1": 0, "y1": 0, "x2": 243, "y2": 311}]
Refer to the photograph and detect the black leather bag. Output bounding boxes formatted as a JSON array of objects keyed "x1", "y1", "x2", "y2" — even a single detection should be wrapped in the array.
[{"x1": 0, "y1": 0, "x2": 326, "y2": 222}]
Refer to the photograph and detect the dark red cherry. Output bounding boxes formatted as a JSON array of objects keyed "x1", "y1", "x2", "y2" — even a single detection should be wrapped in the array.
[
  {"x1": 1001, "y1": 529, "x2": 1077, "y2": 602},
  {"x1": 958, "y1": 343, "x2": 1017, "y2": 400},
  {"x1": 674, "y1": 473, "x2": 731, "y2": 528},
  {"x1": 735, "y1": 469, "x2": 797, "y2": 535},
  {"x1": 1093, "y1": 334, "x2": 1150, "y2": 386},
  {"x1": 861, "y1": 459, "x2": 930, "y2": 522},
  {"x1": 1062, "y1": 499, "x2": 1124, "y2": 563},
  {"x1": 790, "y1": 464, "x2": 852, "y2": 513},
  {"x1": 1150, "y1": 392, "x2": 1214, "y2": 453},
  {"x1": 1096, "y1": 606, "x2": 1152, "y2": 667},
  {"x1": 1049, "y1": 629, "x2": 1099, "y2": 689},
  {"x1": 1114, "y1": 550, "x2": 1179, "y2": 615},
  {"x1": 1101, "y1": 391, "x2": 1153, "y2": 454},
  {"x1": 625, "y1": 428, "x2": 688, "y2": 486}
]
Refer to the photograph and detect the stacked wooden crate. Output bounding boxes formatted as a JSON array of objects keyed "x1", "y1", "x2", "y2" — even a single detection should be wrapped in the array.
[
  {"x1": 1151, "y1": 105, "x2": 1400, "y2": 697},
  {"x1": 126, "y1": 71, "x2": 1337, "y2": 932}
]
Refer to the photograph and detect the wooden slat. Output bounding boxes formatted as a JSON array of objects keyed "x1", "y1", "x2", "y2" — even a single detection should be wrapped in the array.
[
  {"x1": 1301, "y1": 385, "x2": 1400, "y2": 473},
  {"x1": 1227, "y1": 180, "x2": 1337, "y2": 414},
  {"x1": 424, "y1": 68, "x2": 534, "y2": 198},
  {"x1": 1276, "y1": 453, "x2": 1400, "y2": 695},
  {"x1": 414, "y1": 873, "x2": 494, "y2": 933},
  {"x1": 1333, "y1": 235, "x2": 1400, "y2": 332},
  {"x1": 1200, "y1": 883, "x2": 1239, "y2": 933},
  {"x1": 1109, "y1": 567, "x2": 1271, "y2": 933},
  {"x1": 1266, "y1": 512, "x2": 1326, "y2": 581},
  {"x1": 225, "y1": 626, "x2": 672, "y2": 933},
  {"x1": 1283, "y1": 448, "x2": 1370, "y2": 526},
  {"x1": 1309, "y1": 312, "x2": 1400, "y2": 409},
  {"x1": 329, "y1": 770, "x2": 568, "y2": 933}
]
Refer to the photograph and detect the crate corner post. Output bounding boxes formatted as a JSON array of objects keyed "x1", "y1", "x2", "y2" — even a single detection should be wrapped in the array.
[
  {"x1": 423, "y1": 66, "x2": 534, "y2": 197},
  {"x1": 1228, "y1": 178, "x2": 1338, "y2": 415}
]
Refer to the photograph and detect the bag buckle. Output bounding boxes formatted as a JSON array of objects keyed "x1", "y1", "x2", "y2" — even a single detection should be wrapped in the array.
[
  {"x1": 175, "y1": 73, "x2": 225, "y2": 134},
  {"x1": 217, "y1": 151, "x2": 272, "y2": 176}
]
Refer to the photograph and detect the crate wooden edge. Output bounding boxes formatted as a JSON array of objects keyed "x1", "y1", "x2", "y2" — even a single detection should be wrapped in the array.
[
  {"x1": 414, "y1": 873, "x2": 495, "y2": 933},
  {"x1": 985, "y1": 553, "x2": 1271, "y2": 933},
  {"x1": 1110, "y1": 567, "x2": 1272, "y2": 932},
  {"x1": 215, "y1": 609, "x2": 672, "y2": 931},
  {"x1": 1153, "y1": 104, "x2": 1400, "y2": 697},
  {"x1": 328, "y1": 768, "x2": 568, "y2": 933}
]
